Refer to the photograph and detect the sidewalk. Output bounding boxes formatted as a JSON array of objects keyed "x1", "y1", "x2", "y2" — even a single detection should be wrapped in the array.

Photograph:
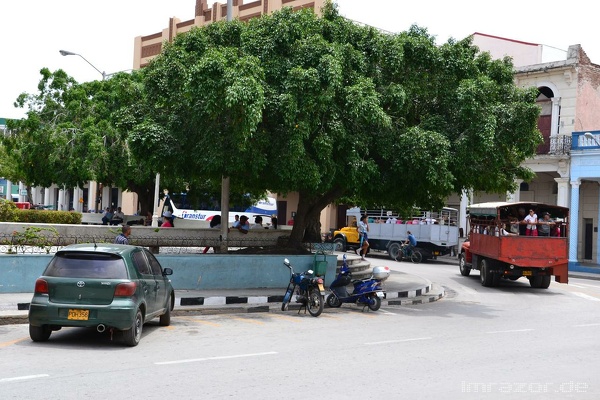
[{"x1": 0, "y1": 270, "x2": 444, "y2": 325}]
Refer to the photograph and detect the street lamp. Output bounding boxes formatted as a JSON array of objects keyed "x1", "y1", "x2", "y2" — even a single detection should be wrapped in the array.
[
  {"x1": 584, "y1": 132, "x2": 600, "y2": 147},
  {"x1": 59, "y1": 49, "x2": 107, "y2": 80}
]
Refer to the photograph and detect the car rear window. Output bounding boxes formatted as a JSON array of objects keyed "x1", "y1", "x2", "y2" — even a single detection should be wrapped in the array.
[{"x1": 45, "y1": 252, "x2": 128, "y2": 279}]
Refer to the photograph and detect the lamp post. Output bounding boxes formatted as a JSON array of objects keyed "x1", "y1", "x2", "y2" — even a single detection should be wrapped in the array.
[
  {"x1": 584, "y1": 132, "x2": 600, "y2": 147},
  {"x1": 59, "y1": 50, "x2": 107, "y2": 80}
]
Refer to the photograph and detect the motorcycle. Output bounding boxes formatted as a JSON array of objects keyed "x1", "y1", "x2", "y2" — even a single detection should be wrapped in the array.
[
  {"x1": 281, "y1": 258, "x2": 326, "y2": 317},
  {"x1": 326, "y1": 254, "x2": 389, "y2": 311}
]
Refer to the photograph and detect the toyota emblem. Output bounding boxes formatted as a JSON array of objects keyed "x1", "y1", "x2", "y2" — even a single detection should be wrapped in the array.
[{"x1": 76, "y1": 281, "x2": 85, "y2": 288}]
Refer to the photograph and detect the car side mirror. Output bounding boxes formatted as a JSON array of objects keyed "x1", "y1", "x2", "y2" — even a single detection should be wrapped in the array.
[{"x1": 163, "y1": 268, "x2": 173, "y2": 276}]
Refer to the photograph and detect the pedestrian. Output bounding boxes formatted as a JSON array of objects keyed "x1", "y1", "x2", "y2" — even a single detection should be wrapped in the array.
[
  {"x1": 111, "y1": 207, "x2": 125, "y2": 225},
  {"x1": 271, "y1": 214, "x2": 278, "y2": 229},
  {"x1": 101, "y1": 207, "x2": 113, "y2": 225},
  {"x1": 358, "y1": 215, "x2": 369, "y2": 260},
  {"x1": 114, "y1": 225, "x2": 131, "y2": 245}
]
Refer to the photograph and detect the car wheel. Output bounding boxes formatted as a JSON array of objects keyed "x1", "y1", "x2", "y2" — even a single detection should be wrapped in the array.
[
  {"x1": 29, "y1": 324, "x2": 51, "y2": 342},
  {"x1": 459, "y1": 253, "x2": 471, "y2": 276},
  {"x1": 333, "y1": 238, "x2": 346, "y2": 252},
  {"x1": 540, "y1": 275, "x2": 551, "y2": 289},
  {"x1": 159, "y1": 294, "x2": 172, "y2": 326},
  {"x1": 123, "y1": 309, "x2": 143, "y2": 347}
]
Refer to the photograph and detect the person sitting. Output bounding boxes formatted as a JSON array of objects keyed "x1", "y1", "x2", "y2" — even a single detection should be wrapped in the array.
[
  {"x1": 161, "y1": 211, "x2": 173, "y2": 228},
  {"x1": 236, "y1": 215, "x2": 250, "y2": 234},
  {"x1": 203, "y1": 215, "x2": 222, "y2": 253},
  {"x1": 101, "y1": 207, "x2": 114, "y2": 225},
  {"x1": 110, "y1": 207, "x2": 125, "y2": 225},
  {"x1": 250, "y1": 216, "x2": 264, "y2": 229}
]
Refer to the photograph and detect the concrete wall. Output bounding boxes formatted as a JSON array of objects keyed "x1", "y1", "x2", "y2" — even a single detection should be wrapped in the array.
[{"x1": 0, "y1": 254, "x2": 337, "y2": 293}]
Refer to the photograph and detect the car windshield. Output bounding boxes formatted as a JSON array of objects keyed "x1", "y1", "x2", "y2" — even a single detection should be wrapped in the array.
[{"x1": 45, "y1": 252, "x2": 128, "y2": 279}]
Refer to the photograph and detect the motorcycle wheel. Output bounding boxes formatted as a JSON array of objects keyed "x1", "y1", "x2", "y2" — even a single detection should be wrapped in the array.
[
  {"x1": 281, "y1": 286, "x2": 293, "y2": 311},
  {"x1": 307, "y1": 287, "x2": 324, "y2": 317},
  {"x1": 368, "y1": 294, "x2": 381, "y2": 311},
  {"x1": 326, "y1": 293, "x2": 342, "y2": 308}
]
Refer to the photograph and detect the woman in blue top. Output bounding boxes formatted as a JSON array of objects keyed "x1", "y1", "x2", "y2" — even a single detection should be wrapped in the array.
[{"x1": 358, "y1": 215, "x2": 370, "y2": 260}]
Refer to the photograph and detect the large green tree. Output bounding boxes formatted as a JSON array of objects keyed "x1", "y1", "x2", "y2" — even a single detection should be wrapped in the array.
[{"x1": 140, "y1": 2, "x2": 539, "y2": 246}]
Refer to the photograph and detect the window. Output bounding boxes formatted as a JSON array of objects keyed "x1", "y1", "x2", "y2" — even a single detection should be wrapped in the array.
[
  {"x1": 132, "y1": 250, "x2": 152, "y2": 275},
  {"x1": 46, "y1": 252, "x2": 127, "y2": 279}
]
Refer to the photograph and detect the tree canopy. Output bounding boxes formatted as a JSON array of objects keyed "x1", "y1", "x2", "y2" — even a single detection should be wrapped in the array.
[
  {"x1": 139, "y1": 2, "x2": 540, "y2": 244},
  {"x1": 2, "y1": 2, "x2": 540, "y2": 246}
]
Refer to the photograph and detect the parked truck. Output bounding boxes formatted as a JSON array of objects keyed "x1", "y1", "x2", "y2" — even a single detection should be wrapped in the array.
[
  {"x1": 458, "y1": 202, "x2": 569, "y2": 288},
  {"x1": 332, "y1": 207, "x2": 460, "y2": 261}
]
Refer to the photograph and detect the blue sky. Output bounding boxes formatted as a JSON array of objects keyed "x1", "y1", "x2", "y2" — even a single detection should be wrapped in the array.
[{"x1": 1, "y1": 0, "x2": 596, "y2": 119}]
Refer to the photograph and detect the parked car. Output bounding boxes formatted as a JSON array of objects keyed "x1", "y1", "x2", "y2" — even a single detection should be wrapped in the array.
[{"x1": 28, "y1": 243, "x2": 174, "y2": 346}]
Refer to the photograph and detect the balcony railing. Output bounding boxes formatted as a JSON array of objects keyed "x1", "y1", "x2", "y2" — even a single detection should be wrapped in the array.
[
  {"x1": 536, "y1": 135, "x2": 571, "y2": 155},
  {"x1": 572, "y1": 131, "x2": 600, "y2": 151}
]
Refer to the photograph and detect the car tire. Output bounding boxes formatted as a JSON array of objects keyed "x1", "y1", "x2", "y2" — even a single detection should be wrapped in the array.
[
  {"x1": 29, "y1": 324, "x2": 51, "y2": 342},
  {"x1": 480, "y1": 258, "x2": 494, "y2": 287},
  {"x1": 159, "y1": 294, "x2": 172, "y2": 326},
  {"x1": 123, "y1": 309, "x2": 143, "y2": 347},
  {"x1": 459, "y1": 253, "x2": 471, "y2": 276},
  {"x1": 333, "y1": 238, "x2": 346, "y2": 252}
]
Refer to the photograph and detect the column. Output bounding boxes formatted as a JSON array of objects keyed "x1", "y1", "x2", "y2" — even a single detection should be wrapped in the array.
[
  {"x1": 506, "y1": 179, "x2": 523, "y2": 203},
  {"x1": 6, "y1": 179, "x2": 12, "y2": 201},
  {"x1": 569, "y1": 180, "x2": 580, "y2": 263},
  {"x1": 87, "y1": 181, "x2": 97, "y2": 212},
  {"x1": 459, "y1": 189, "x2": 471, "y2": 237},
  {"x1": 18, "y1": 182, "x2": 25, "y2": 202},
  {"x1": 44, "y1": 187, "x2": 51, "y2": 208},
  {"x1": 58, "y1": 188, "x2": 65, "y2": 211},
  {"x1": 555, "y1": 177, "x2": 570, "y2": 207}
]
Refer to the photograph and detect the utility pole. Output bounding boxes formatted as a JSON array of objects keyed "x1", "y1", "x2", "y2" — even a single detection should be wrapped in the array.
[{"x1": 220, "y1": 0, "x2": 234, "y2": 253}]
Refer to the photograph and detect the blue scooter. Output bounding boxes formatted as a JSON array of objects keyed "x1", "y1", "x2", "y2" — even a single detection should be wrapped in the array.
[{"x1": 326, "y1": 254, "x2": 389, "y2": 311}]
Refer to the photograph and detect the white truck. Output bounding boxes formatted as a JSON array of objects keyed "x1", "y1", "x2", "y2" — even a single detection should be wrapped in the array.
[{"x1": 332, "y1": 207, "x2": 460, "y2": 261}]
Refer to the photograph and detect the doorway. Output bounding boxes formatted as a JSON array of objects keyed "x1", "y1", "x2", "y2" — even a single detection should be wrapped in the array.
[{"x1": 584, "y1": 218, "x2": 593, "y2": 260}]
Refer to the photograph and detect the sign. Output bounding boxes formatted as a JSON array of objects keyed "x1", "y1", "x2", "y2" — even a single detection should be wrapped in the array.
[{"x1": 20, "y1": 189, "x2": 27, "y2": 196}]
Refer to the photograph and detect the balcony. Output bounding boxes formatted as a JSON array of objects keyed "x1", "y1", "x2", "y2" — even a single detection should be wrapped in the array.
[
  {"x1": 536, "y1": 134, "x2": 571, "y2": 155},
  {"x1": 572, "y1": 131, "x2": 600, "y2": 151}
]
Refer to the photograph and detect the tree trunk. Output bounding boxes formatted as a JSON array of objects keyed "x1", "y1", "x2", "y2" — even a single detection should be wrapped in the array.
[{"x1": 286, "y1": 188, "x2": 344, "y2": 248}]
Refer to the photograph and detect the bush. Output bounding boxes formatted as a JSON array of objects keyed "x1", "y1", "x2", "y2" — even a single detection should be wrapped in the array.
[{"x1": 0, "y1": 199, "x2": 82, "y2": 224}]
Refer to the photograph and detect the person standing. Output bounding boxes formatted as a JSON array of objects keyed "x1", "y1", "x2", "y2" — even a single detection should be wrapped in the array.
[
  {"x1": 358, "y1": 215, "x2": 369, "y2": 260},
  {"x1": 538, "y1": 212, "x2": 554, "y2": 236},
  {"x1": 236, "y1": 215, "x2": 250, "y2": 234},
  {"x1": 231, "y1": 214, "x2": 240, "y2": 228},
  {"x1": 524, "y1": 209, "x2": 538, "y2": 236},
  {"x1": 114, "y1": 225, "x2": 131, "y2": 245},
  {"x1": 250, "y1": 216, "x2": 264, "y2": 229}
]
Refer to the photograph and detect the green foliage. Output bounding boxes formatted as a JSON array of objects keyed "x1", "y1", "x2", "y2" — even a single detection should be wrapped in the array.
[
  {"x1": 0, "y1": 199, "x2": 18, "y2": 221},
  {"x1": 6, "y1": 226, "x2": 59, "y2": 254}
]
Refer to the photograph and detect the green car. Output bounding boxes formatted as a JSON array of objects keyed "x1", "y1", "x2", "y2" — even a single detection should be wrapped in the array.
[{"x1": 28, "y1": 243, "x2": 174, "y2": 346}]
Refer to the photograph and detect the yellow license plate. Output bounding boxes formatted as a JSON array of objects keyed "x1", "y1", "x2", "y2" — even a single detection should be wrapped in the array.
[
  {"x1": 318, "y1": 283, "x2": 325, "y2": 292},
  {"x1": 522, "y1": 271, "x2": 532, "y2": 276},
  {"x1": 68, "y1": 309, "x2": 89, "y2": 320}
]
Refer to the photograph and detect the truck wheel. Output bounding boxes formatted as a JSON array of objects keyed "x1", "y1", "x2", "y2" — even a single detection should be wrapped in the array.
[
  {"x1": 388, "y1": 243, "x2": 401, "y2": 260},
  {"x1": 459, "y1": 253, "x2": 471, "y2": 276},
  {"x1": 333, "y1": 238, "x2": 346, "y2": 252},
  {"x1": 540, "y1": 275, "x2": 551, "y2": 289},
  {"x1": 480, "y1": 259, "x2": 494, "y2": 287}
]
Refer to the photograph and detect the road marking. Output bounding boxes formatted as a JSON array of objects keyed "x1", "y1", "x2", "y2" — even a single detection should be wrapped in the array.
[
  {"x1": 568, "y1": 284, "x2": 586, "y2": 288},
  {"x1": 270, "y1": 314, "x2": 301, "y2": 322},
  {"x1": 378, "y1": 309, "x2": 396, "y2": 315},
  {"x1": 0, "y1": 337, "x2": 28, "y2": 348},
  {"x1": 177, "y1": 316, "x2": 221, "y2": 327},
  {"x1": 572, "y1": 292, "x2": 600, "y2": 302},
  {"x1": 364, "y1": 337, "x2": 432, "y2": 345},
  {"x1": 575, "y1": 323, "x2": 600, "y2": 327},
  {"x1": 0, "y1": 374, "x2": 49, "y2": 383},
  {"x1": 231, "y1": 317, "x2": 264, "y2": 325},
  {"x1": 155, "y1": 351, "x2": 278, "y2": 365},
  {"x1": 486, "y1": 329, "x2": 534, "y2": 334}
]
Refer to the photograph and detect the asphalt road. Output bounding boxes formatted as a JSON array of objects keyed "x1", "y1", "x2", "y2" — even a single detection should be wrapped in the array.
[{"x1": 1, "y1": 255, "x2": 599, "y2": 399}]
